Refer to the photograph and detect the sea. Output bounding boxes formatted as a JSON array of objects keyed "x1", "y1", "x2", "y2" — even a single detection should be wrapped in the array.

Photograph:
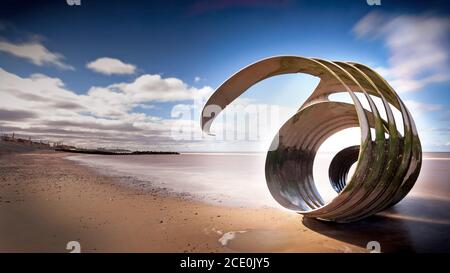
[{"x1": 66, "y1": 152, "x2": 450, "y2": 208}]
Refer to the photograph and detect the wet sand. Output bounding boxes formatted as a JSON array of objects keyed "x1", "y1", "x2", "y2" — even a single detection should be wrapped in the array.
[{"x1": 0, "y1": 150, "x2": 449, "y2": 252}]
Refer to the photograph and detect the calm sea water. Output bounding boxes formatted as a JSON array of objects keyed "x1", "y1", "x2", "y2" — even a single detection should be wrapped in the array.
[
  {"x1": 67, "y1": 153, "x2": 277, "y2": 207},
  {"x1": 66, "y1": 152, "x2": 450, "y2": 208}
]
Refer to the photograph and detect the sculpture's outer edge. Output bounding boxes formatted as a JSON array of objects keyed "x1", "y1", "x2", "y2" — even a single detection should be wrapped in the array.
[{"x1": 200, "y1": 56, "x2": 422, "y2": 222}]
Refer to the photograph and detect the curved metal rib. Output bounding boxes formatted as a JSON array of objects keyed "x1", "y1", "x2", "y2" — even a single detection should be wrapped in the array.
[
  {"x1": 200, "y1": 56, "x2": 422, "y2": 222},
  {"x1": 329, "y1": 145, "x2": 360, "y2": 193}
]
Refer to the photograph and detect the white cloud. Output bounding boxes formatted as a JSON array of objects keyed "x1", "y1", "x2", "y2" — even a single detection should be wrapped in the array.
[
  {"x1": 403, "y1": 99, "x2": 444, "y2": 121},
  {"x1": 88, "y1": 74, "x2": 213, "y2": 105},
  {"x1": 0, "y1": 66, "x2": 299, "y2": 151},
  {"x1": 353, "y1": 12, "x2": 450, "y2": 92},
  {"x1": 86, "y1": 57, "x2": 136, "y2": 75},
  {"x1": 0, "y1": 40, "x2": 74, "y2": 70},
  {"x1": 194, "y1": 76, "x2": 201, "y2": 82},
  {"x1": 0, "y1": 67, "x2": 214, "y2": 150},
  {"x1": 404, "y1": 100, "x2": 443, "y2": 113}
]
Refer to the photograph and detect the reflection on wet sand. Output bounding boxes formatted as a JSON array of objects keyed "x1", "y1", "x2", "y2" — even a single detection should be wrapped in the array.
[
  {"x1": 302, "y1": 156, "x2": 450, "y2": 252},
  {"x1": 303, "y1": 197, "x2": 450, "y2": 252},
  {"x1": 218, "y1": 195, "x2": 450, "y2": 253},
  {"x1": 214, "y1": 156, "x2": 450, "y2": 253}
]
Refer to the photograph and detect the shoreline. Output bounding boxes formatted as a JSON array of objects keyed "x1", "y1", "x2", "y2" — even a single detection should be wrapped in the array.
[
  {"x1": 0, "y1": 151, "x2": 366, "y2": 253},
  {"x1": 63, "y1": 152, "x2": 280, "y2": 208},
  {"x1": 1, "y1": 151, "x2": 449, "y2": 252}
]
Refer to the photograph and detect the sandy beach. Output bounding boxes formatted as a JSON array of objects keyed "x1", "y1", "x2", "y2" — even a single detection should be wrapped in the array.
[{"x1": 1, "y1": 148, "x2": 449, "y2": 253}]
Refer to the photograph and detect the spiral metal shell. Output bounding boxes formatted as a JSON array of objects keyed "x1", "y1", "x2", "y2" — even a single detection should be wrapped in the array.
[{"x1": 201, "y1": 56, "x2": 422, "y2": 222}]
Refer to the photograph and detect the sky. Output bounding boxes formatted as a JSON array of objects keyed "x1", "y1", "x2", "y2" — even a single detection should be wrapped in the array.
[{"x1": 0, "y1": 0, "x2": 449, "y2": 152}]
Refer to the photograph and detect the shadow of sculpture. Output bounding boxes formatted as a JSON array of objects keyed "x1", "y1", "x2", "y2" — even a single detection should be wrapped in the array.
[{"x1": 302, "y1": 196, "x2": 450, "y2": 252}]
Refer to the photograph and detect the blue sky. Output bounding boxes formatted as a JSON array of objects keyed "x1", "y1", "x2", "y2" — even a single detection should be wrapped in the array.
[{"x1": 0, "y1": 0, "x2": 449, "y2": 151}]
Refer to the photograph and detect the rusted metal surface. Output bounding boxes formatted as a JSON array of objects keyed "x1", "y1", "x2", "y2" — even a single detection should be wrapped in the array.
[{"x1": 201, "y1": 56, "x2": 422, "y2": 222}]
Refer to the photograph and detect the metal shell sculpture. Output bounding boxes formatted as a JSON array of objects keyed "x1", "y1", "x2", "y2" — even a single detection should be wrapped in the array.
[{"x1": 201, "y1": 56, "x2": 422, "y2": 222}]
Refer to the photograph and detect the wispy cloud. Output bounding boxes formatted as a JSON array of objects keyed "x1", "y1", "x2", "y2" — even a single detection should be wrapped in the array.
[
  {"x1": 404, "y1": 100, "x2": 443, "y2": 113},
  {"x1": 0, "y1": 40, "x2": 74, "y2": 70},
  {"x1": 86, "y1": 57, "x2": 136, "y2": 75},
  {"x1": 353, "y1": 12, "x2": 450, "y2": 93}
]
